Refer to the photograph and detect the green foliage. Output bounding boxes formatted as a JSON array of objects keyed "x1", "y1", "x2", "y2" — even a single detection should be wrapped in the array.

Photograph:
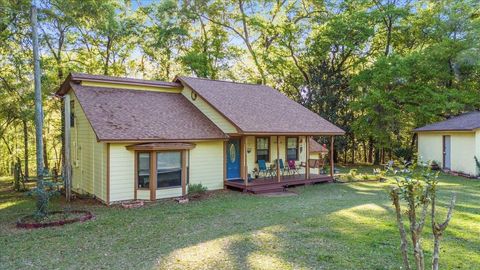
[
  {"x1": 1, "y1": 0, "x2": 479, "y2": 181},
  {"x1": 27, "y1": 180, "x2": 60, "y2": 219},
  {"x1": 475, "y1": 156, "x2": 480, "y2": 176},
  {"x1": 187, "y1": 183, "x2": 207, "y2": 197}
]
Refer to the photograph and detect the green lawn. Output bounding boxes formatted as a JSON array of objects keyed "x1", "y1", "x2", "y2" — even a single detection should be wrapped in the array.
[{"x1": 1, "y1": 167, "x2": 479, "y2": 269}]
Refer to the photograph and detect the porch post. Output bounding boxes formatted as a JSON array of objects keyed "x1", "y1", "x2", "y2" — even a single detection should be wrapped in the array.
[
  {"x1": 305, "y1": 136, "x2": 310, "y2": 180},
  {"x1": 276, "y1": 136, "x2": 280, "y2": 182},
  {"x1": 330, "y1": 136, "x2": 335, "y2": 178},
  {"x1": 150, "y1": 152, "x2": 157, "y2": 201},
  {"x1": 181, "y1": 150, "x2": 187, "y2": 196},
  {"x1": 242, "y1": 136, "x2": 248, "y2": 186}
]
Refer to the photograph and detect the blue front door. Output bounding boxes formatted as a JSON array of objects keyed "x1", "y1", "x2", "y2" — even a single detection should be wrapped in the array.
[{"x1": 226, "y1": 139, "x2": 241, "y2": 180}]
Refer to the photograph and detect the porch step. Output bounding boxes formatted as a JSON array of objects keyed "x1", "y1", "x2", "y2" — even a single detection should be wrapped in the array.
[{"x1": 249, "y1": 185, "x2": 285, "y2": 194}]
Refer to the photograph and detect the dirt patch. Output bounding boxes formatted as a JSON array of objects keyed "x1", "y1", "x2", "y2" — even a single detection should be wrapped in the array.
[{"x1": 17, "y1": 210, "x2": 94, "y2": 229}]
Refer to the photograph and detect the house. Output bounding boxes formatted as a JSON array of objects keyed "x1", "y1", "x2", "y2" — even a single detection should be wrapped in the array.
[
  {"x1": 56, "y1": 73, "x2": 344, "y2": 204},
  {"x1": 414, "y1": 111, "x2": 480, "y2": 176}
]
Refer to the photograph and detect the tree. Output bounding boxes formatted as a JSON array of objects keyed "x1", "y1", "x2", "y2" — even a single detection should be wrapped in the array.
[
  {"x1": 389, "y1": 165, "x2": 456, "y2": 270},
  {"x1": 32, "y1": 0, "x2": 47, "y2": 217}
]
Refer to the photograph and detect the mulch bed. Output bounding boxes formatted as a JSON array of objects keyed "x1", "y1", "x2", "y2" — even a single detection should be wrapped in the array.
[{"x1": 16, "y1": 210, "x2": 94, "y2": 229}]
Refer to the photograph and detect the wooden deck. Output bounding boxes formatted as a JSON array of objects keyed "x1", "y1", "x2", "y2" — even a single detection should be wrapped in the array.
[{"x1": 224, "y1": 174, "x2": 333, "y2": 194}]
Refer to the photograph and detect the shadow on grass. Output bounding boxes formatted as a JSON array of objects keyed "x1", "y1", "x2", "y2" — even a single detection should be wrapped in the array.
[{"x1": 1, "y1": 172, "x2": 479, "y2": 269}]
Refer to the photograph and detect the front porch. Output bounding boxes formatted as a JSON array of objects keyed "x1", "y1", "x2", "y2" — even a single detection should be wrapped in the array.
[
  {"x1": 224, "y1": 134, "x2": 336, "y2": 193},
  {"x1": 224, "y1": 174, "x2": 333, "y2": 194}
]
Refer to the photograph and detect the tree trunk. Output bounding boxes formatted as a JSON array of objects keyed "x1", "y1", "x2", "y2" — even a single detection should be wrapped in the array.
[
  {"x1": 23, "y1": 120, "x2": 29, "y2": 179},
  {"x1": 374, "y1": 147, "x2": 380, "y2": 165},
  {"x1": 43, "y1": 136, "x2": 49, "y2": 170},
  {"x1": 32, "y1": 2, "x2": 46, "y2": 216},
  {"x1": 432, "y1": 193, "x2": 456, "y2": 270},
  {"x1": 407, "y1": 191, "x2": 425, "y2": 270},
  {"x1": 363, "y1": 141, "x2": 367, "y2": 163},
  {"x1": 351, "y1": 134, "x2": 355, "y2": 164},
  {"x1": 368, "y1": 139, "x2": 373, "y2": 163},
  {"x1": 390, "y1": 189, "x2": 411, "y2": 270}
]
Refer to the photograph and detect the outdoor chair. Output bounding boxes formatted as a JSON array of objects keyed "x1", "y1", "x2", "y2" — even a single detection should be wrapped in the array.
[
  {"x1": 287, "y1": 160, "x2": 300, "y2": 176},
  {"x1": 276, "y1": 159, "x2": 289, "y2": 176},
  {"x1": 258, "y1": 160, "x2": 274, "y2": 178}
]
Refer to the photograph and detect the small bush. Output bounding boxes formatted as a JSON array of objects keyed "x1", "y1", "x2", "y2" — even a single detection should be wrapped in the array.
[{"x1": 187, "y1": 183, "x2": 207, "y2": 198}]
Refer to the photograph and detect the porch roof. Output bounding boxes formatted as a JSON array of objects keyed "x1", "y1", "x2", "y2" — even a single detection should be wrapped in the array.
[
  {"x1": 309, "y1": 138, "x2": 328, "y2": 153},
  {"x1": 176, "y1": 76, "x2": 345, "y2": 135}
]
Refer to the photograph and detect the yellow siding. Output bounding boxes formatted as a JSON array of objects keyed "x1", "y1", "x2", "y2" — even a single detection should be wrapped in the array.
[
  {"x1": 109, "y1": 144, "x2": 135, "y2": 202},
  {"x1": 246, "y1": 136, "x2": 308, "y2": 177},
  {"x1": 451, "y1": 133, "x2": 476, "y2": 175},
  {"x1": 417, "y1": 133, "x2": 443, "y2": 166},
  {"x1": 182, "y1": 86, "x2": 237, "y2": 134},
  {"x1": 188, "y1": 141, "x2": 224, "y2": 190},
  {"x1": 157, "y1": 188, "x2": 182, "y2": 199},
  {"x1": 418, "y1": 132, "x2": 477, "y2": 175},
  {"x1": 69, "y1": 92, "x2": 106, "y2": 202},
  {"x1": 81, "y1": 81, "x2": 181, "y2": 93},
  {"x1": 137, "y1": 190, "x2": 150, "y2": 200},
  {"x1": 476, "y1": 130, "x2": 480, "y2": 176}
]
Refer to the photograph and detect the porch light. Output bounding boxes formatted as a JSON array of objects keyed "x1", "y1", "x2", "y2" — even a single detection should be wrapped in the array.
[{"x1": 247, "y1": 148, "x2": 252, "y2": 154}]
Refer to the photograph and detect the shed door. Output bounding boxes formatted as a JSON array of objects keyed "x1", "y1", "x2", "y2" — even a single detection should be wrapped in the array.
[{"x1": 443, "y1": 135, "x2": 451, "y2": 169}]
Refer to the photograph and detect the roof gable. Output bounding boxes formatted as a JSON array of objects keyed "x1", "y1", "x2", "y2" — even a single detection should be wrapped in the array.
[
  {"x1": 414, "y1": 111, "x2": 480, "y2": 132},
  {"x1": 176, "y1": 76, "x2": 344, "y2": 135}
]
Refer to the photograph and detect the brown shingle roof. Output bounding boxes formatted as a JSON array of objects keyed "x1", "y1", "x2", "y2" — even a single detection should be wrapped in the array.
[
  {"x1": 309, "y1": 138, "x2": 328, "y2": 153},
  {"x1": 57, "y1": 73, "x2": 181, "y2": 96},
  {"x1": 414, "y1": 111, "x2": 480, "y2": 132},
  {"x1": 70, "y1": 83, "x2": 227, "y2": 141},
  {"x1": 176, "y1": 76, "x2": 345, "y2": 135}
]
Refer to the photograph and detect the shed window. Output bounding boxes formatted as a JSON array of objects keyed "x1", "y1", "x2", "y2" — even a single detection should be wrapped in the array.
[
  {"x1": 286, "y1": 137, "x2": 299, "y2": 161},
  {"x1": 137, "y1": 153, "x2": 150, "y2": 188},
  {"x1": 256, "y1": 137, "x2": 270, "y2": 162},
  {"x1": 157, "y1": 152, "x2": 182, "y2": 188}
]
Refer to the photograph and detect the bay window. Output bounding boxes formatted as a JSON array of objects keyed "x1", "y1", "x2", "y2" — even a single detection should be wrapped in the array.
[
  {"x1": 157, "y1": 152, "x2": 182, "y2": 188},
  {"x1": 137, "y1": 153, "x2": 150, "y2": 188}
]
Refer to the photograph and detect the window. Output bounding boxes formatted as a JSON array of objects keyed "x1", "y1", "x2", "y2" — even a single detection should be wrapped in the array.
[
  {"x1": 70, "y1": 100, "x2": 75, "y2": 127},
  {"x1": 256, "y1": 137, "x2": 270, "y2": 162},
  {"x1": 286, "y1": 137, "x2": 299, "y2": 161},
  {"x1": 157, "y1": 152, "x2": 182, "y2": 188},
  {"x1": 137, "y1": 153, "x2": 150, "y2": 188}
]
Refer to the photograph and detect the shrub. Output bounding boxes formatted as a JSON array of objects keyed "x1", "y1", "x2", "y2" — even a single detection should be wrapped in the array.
[
  {"x1": 187, "y1": 183, "x2": 207, "y2": 198},
  {"x1": 27, "y1": 180, "x2": 60, "y2": 220},
  {"x1": 393, "y1": 147, "x2": 414, "y2": 161},
  {"x1": 475, "y1": 156, "x2": 480, "y2": 176}
]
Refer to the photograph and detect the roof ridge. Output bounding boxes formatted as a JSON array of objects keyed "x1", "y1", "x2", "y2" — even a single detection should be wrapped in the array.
[
  {"x1": 70, "y1": 73, "x2": 181, "y2": 87},
  {"x1": 178, "y1": 75, "x2": 267, "y2": 87}
]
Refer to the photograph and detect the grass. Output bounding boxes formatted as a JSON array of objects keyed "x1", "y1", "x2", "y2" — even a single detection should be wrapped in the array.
[{"x1": 0, "y1": 167, "x2": 479, "y2": 269}]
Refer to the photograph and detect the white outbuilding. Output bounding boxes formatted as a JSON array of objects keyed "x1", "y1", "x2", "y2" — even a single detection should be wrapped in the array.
[{"x1": 414, "y1": 111, "x2": 480, "y2": 177}]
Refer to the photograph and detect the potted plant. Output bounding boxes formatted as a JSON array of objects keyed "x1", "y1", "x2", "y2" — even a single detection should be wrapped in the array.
[{"x1": 252, "y1": 168, "x2": 259, "y2": 179}]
